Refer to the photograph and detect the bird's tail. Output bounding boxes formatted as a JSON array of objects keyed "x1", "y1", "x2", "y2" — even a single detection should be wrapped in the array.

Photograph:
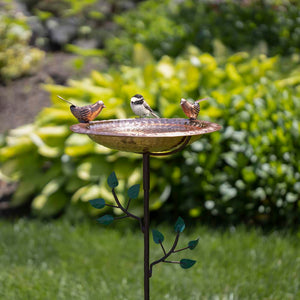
[
  {"x1": 57, "y1": 95, "x2": 75, "y2": 106},
  {"x1": 195, "y1": 98, "x2": 209, "y2": 104},
  {"x1": 151, "y1": 111, "x2": 160, "y2": 118}
]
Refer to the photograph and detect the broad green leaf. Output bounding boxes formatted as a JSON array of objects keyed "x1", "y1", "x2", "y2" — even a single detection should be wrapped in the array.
[
  {"x1": 128, "y1": 184, "x2": 140, "y2": 199},
  {"x1": 37, "y1": 144, "x2": 62, "y2": 158},
  {"x1": 35, "y1": 125, "x2": 69, "y2": 139},
  {"x1": 174, "y1": 216, "x2": 185, "y2": 233},
  {"x1": 188, "y1": 239, "x2": 199, "y2": 250},
  {"x1": 89, "y1": 198, "x2": 105, "y2": 209},
  {"x1": 97, "y1": 215, "x2": 114, "y2": 225},
  {"x1": 0, "y1": 138, "x2": 34, "y2": 161},
  {"x1": 65, "y1": 134, "x2": 95, "y2": 157},
  {"x1": 31, "y1": 190, "x2": 68, "y2": 217},
  {"x1": 42, "y1": 177, "x2": 65, "y2": 196},
  {"x1": 77, "y1": 157, "x2": 111, "y2": 181},
  {"x1": 107, "y1": 171, "x2": 118, "y2": 188},
  {"x1": 152, "y1": 229, "x2": 164, "y2": 244},
  {"x1": 12, "y1": 180, "x2": 37, "y2": 206},
  {"x1": 180, "y1": 259, "x2": 196, "y2": 269},
  {"x1": 91, "y1": 70, "x2": 112, "y2": 87}
]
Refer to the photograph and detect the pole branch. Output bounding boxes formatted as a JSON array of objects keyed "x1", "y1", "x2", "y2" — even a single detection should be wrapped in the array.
[
  {"x1": 125, "y1": 198, "x2": 132, "y2": 210},
  {"x1": 163, "y1": 260, "x2": 180, "y2": 264},
  {"x1": 105, "y1": 204, "x2": 119, "y2": 208},
  {"x1": 114, "y1": 215, "x2": 130, "y2": 220},
  {"x1": 173, "y1": 246, "x2": 190, "y2": 253},
  {"x1": 149, "y1": 232, "x2": 180, "y2": 277},
  {"x1": 160, "y1": 242, "x2": 167, "y2": 256},
  {"x1": 112, "y1": 188, "x2": 143, "y2": 231}
]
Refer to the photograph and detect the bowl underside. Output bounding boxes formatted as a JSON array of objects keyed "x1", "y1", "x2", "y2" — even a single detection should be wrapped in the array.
[{"x1": 70, "y1": 118, "x2": 222, "y2": 153}]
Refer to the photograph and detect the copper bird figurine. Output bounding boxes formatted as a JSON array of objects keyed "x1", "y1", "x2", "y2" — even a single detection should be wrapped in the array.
[
  {"x1": 58, "y1": 96, "x2": 106, "y2": 123},
  {"x1": 180, "y1": 98, "x2": 207, "y2": 120}
]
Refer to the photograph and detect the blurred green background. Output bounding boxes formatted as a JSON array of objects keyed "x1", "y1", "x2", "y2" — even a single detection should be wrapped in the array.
[
  {"x1": 0, "y1": 0, "x2": 300, "y2": 228},
  {"x1": 1, "y1": 1, "x2": 300, "y2": 299}
]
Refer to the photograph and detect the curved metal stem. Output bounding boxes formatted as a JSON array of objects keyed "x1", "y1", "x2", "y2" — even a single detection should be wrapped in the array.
[{"x1": 148, "y1": 136, "x2": 191, "y2": 156}]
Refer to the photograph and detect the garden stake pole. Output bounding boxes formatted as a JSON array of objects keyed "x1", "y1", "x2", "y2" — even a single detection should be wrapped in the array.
[
  {"x1": 143, "y1": 152, "x2": 150, "y2": 300},
  {"x1": 73, "y1": 119, "x2": 222, "y2": 299}
]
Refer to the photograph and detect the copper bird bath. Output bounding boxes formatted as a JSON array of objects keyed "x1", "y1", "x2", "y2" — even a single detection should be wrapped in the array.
[{"x1": 71, "y1": 118, "x2": 221, "y2": 300}]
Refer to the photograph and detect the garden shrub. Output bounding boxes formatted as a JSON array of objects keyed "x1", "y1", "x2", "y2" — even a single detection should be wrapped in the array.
[
  {"x1": 0, "y1": 45, "x2": 299, "y2": 226},
  {"x1": 106, "y1": 0, "x2": 300, "y2": 64},
  {"x1": 0, "y1": 2, "x2": 44, "y2": 83},
  {"x1": 19, "y1": 0, "x2": 142, "y2": 50}
]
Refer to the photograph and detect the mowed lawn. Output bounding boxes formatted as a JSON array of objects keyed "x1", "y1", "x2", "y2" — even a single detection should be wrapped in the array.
[{"x1": 0, "y1": 219, "x2": 299, "y2": 300}]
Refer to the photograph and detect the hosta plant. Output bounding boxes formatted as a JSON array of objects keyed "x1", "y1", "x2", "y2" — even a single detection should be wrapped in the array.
[{"x1": 0, "y1": 45, "x2": 300, "y2": 226}]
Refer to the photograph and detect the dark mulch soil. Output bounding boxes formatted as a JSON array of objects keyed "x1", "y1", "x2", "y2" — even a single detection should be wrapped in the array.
[{"x1": 0, "y1": 52, "x2": 77, "y2": 133}]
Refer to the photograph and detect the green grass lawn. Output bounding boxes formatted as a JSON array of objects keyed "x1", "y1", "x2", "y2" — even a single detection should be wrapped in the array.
[{"x1": 0, "y1": 219, "x2": 299, "y2": 300}]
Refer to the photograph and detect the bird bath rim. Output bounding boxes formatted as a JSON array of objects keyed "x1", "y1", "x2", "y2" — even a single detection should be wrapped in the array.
[{"x1": 70, "y1": 118, "x2": 222, "y2": 154}]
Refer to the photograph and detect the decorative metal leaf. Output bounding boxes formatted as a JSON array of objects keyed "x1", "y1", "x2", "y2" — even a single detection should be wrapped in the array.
[
  {"x1": 97, "y1": 214, "x2": 114, "y2": 225},
  {"x1": 174, "y1": 216, "x2": 185, "y2": 233},
  {"x1": 128, "y1": 184, "x2": 140, "y2": 199},
  {"x1": 152, "y1": 229, "x2": 164, "y2": 244},
  {"x1": 89, "y1": 198, "x2": 105, "y2": 209},
  {"x1": 180, "y1": 259, "x2": 196, "y2": 269},
  {"x1": 107, "y1": 171, "x2": 118, "y2": 188},
  {"x1": 188, "y1": 239, "x2": 199, "y2": 250}
]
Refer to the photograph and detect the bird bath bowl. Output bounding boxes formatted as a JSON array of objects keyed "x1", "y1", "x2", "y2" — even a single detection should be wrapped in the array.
[
  {"x1": 70, "y1": 118, "x2": 222, "y2": 154},
  {"x1": 70, "y1": 117, "x2": 222, "y2": 300}
]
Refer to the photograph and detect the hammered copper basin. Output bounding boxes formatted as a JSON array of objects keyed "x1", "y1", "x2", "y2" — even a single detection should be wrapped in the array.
[{"x1": 70, "y1": 118, "x2": 222, "y2": 153}]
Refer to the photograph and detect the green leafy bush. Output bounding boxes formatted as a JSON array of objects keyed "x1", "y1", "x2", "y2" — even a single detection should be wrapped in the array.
[
  {"x1": 106, "y1": 0, "x2": 300, "y2": 64},
  {"x1": 0, "y1": 3, "x2": 44, "y2": 82},
  {"x1": 1, "y1": 45, "x2": 300, "y2": 226},
  {"x1": 19, "y1": 0, "x2": 142, "y2": 50}
]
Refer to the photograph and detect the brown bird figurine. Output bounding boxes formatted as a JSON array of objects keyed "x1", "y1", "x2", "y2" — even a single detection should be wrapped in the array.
[
  {"x1": 58, "y1": 96, "x2": 106, "y2": 123},
  {"x1": 180, "y1": 98, "x2": 207, "y2": 120}
]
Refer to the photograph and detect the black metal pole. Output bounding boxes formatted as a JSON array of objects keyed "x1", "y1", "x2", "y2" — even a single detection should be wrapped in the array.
[{"x1": 143, "y1": 153, "x2": 150, "y2": 300}]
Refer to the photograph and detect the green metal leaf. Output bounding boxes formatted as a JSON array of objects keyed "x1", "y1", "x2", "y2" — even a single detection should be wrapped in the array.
[
  {"x1": 128, "y1": 184, "x2": 140, "y2": 199},
  {"x1": 152, "y1": 229, "x2": 164, "y2": 244},
  {"x1": 188, "y1": 239, "x2": 199, "y2": 250},
  {"x1": 174, "y1": 216, "x2": 185, "y2": 233},
  {"x1": 107, "y1": 171, "x2": 118, "y2": 188},
  {"x1": 97, "y1": 215, "x2": 114, "y2": 225},
  {"x1": 89, "y1": 198, "x2": 105, "y2": 209},
  {"x1": 180, "y1": 259, "x2": 196, "y2": 269}
]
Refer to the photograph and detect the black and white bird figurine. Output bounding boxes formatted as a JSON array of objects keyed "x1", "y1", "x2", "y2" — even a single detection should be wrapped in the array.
[
  {"x1": 180, "y1": 98, "x2": 207, "y2": 120},
  {"x1": 130, "y1": 94, "x2": 159, "y2": 118}
]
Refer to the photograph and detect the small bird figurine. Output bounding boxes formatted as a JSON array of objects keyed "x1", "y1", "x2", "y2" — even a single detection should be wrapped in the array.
[
  {"x1": 180, "y1": 98, "x2": 207, "y2": 120},
  {"x1": 130, "y1": 94, "x2": 159, "y2": 118},
  {"x1": 58, "y1": 96, "x2": 106, "y2": 123}
]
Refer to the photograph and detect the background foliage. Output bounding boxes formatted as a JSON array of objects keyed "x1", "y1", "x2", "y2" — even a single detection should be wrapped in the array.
[
  {"x1": 0, "y1": 0, "x2": 300, "y2": 227},
  {"x1": 0, "y1": 1, "x2": 44, "y2": 83},
  {"x1": 18, "y1": 0, "x2": 142, "y2": 51},
  {"x1": 1, "y1": 45, "x2": 300, "y2": 226},
  {"x1": 106, "y1": 0, "x2": 300, "y2": 64}
]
